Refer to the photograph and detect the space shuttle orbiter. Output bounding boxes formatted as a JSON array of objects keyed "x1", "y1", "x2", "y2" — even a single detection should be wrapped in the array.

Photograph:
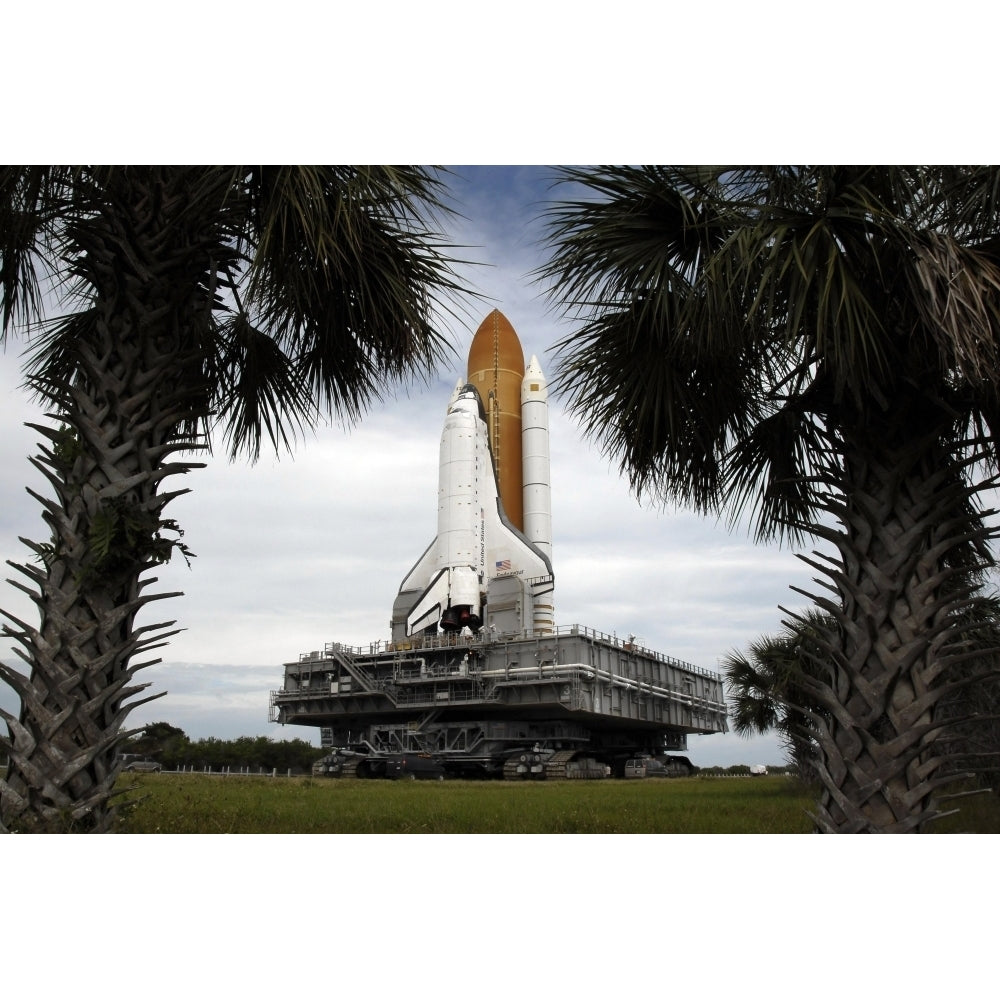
[{"x1": 392, "y1": 310, "x2": 554, "y2": 639}]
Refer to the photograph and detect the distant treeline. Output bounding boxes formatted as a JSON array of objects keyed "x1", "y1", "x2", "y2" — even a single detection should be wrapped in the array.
[
  {"x1": 123, "y1": 722, "x2": 322, "y2": 773},
  {"x1": 698, "y1": 764, "x2": 794, "y2": 776}
]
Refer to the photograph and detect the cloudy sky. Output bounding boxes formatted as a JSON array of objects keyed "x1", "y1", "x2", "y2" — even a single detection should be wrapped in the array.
[{"x1": 0, "y1": 165, "x2": 834, "y2": 768}]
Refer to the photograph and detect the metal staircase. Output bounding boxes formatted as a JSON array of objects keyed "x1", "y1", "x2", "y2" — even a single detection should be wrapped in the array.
[{"x1": 325, "y1": 643, "x2": 387, "y2": 700}]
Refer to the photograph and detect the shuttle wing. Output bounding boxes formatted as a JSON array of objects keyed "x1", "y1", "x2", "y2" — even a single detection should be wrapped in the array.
[{"x1": 405, "y1": 568, "x2": 451, "y2": 634}]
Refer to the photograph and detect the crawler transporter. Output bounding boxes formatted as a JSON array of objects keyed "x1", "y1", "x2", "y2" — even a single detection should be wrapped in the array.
[{"x1": 272, "y1": 627, "x2": 727, "y2": 780}]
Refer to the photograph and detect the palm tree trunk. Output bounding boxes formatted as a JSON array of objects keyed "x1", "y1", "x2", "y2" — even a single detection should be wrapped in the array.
[
  {"x1": 790, "y1": 418, "x2": 991, "y2": 833},
  {"x1": 0, "y1": 169, "x2": 212, "y2": 831}
]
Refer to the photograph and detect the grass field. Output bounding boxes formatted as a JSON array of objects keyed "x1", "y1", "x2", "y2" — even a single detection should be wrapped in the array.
[{"x1": 114, "y1": 773, "x2": 1000, "y2": 833}]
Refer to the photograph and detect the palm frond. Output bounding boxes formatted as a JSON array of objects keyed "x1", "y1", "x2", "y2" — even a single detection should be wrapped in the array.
[
  {"x1": 543, "y1": 167, "x2": 770, "y2": 509},
  {"x1": 538, "y1": 165, "x2": 727, "y2": 328},
  {"x1": 237, "y1": 166, "x2": 465, "y2": 426},
  {"x1": 907, "y1": 232, "x2": 1000, "y2": 388},
  {"x1": 723, "y1": 390, "x2": 831, "y2": 543},
  {"x1": 0, "y1": 167, "x2": 78, "y2": 337},
  {"x1": 551, "y1": 295, "x2": 762, "y2": 509},
  {"x1": 723, "y1": 649, "x2": 783, "y2": 737},
  {"x1": 20, "y1": 306, "x2": 98, "y2": 404},
  {"x1": 542, "y1": 165, "x2": 1000, "y2": 528},
  {"x1": 208, "y1": 314, "x2": 316, "y2": 461}
]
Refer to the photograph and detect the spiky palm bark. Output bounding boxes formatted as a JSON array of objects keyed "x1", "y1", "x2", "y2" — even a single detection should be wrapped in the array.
[
  {"x1": 0, "y1": 170, "x2": 217, "y2": 831},
  {"x1": 788, "y1": 415, "x2": 997, "y2": 832}
]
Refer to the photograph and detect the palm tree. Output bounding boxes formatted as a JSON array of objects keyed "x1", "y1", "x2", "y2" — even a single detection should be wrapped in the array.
[
  {"x1": 540, "y1": 166, "x2": 1000, "y2": 832},
  {"x1": 0, "y1": 166, "x2": 469, "y2": 831},
  {"x1": 723, "y1": 609, "x2": 828, "y2": 782}
]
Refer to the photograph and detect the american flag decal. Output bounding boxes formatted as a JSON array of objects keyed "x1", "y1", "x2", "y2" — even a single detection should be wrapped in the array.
[{"x1": 496, "y1": 559, "x2": 511, "y2": 571}]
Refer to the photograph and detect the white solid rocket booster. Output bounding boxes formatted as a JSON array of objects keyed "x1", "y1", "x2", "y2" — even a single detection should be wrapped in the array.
[{"x1": 521, "y1": 355, "x2": 552, "y2": 560}]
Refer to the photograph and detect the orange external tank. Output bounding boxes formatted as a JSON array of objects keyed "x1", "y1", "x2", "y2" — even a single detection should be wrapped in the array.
[{"x1": 467, "y1": 309, "x2": 525, "y2": 531}]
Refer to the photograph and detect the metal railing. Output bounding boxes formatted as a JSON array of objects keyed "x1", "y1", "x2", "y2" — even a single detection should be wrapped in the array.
[{"x1": 295, "y1": 624, "x2": 722, "y2": 681}]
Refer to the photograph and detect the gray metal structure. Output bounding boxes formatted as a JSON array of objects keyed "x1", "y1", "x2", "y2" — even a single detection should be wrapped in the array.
[{"x1": 270, "y1": 624, "x2": 728, "y2": 779}]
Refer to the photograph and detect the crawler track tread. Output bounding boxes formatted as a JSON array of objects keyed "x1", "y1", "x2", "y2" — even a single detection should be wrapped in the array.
[
  {"x1": 542, "y1": 750, "x2": 577, "y2": 780},
  {"x1": 339, "y1": 758, "x2": 362, "y2": 778},
  {"x1": 503, "y1": 757, "x2": 529, "y2": 781}
]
